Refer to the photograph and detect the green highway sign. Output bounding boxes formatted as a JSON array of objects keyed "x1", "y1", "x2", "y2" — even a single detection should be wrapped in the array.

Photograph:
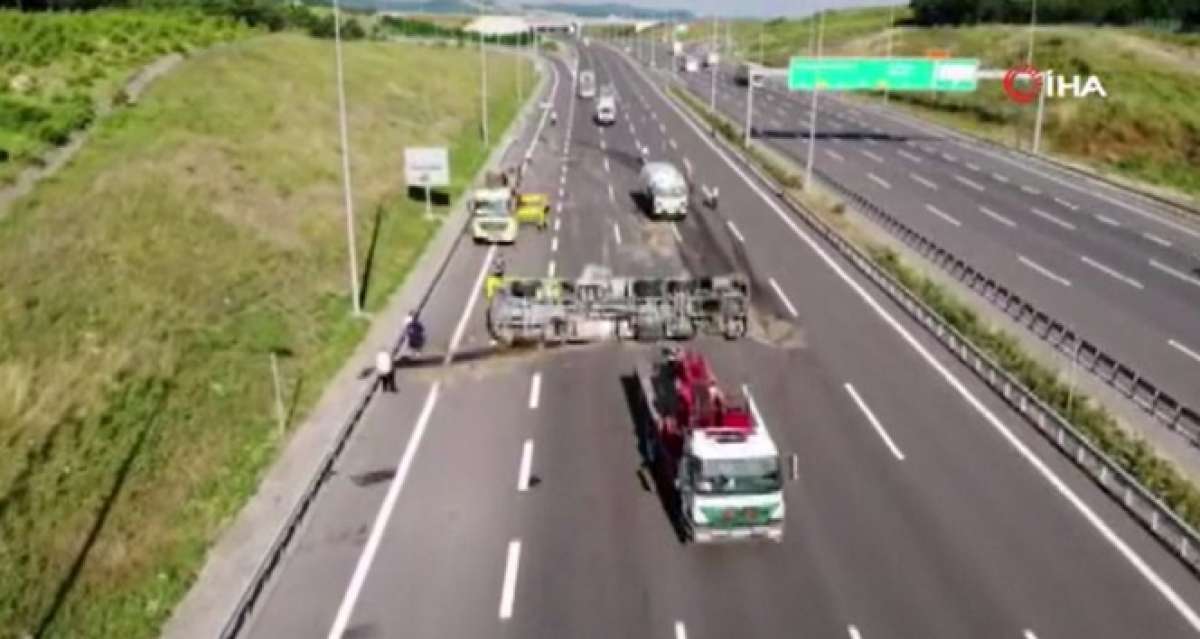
[{"x1": 787, "y1": 57, "x2": 979, "y2": 92}]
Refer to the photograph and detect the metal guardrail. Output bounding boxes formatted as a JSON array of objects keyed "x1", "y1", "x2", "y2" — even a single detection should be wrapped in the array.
[
  {"x1": 673, "y1": 92, "x2": 1200, "y2": 576},
  {"x1": 808, "y1": 166, "x2": 1200, "y2": 447},
  {"x1": 216, "y1": 54, "x2": 558, "y2": 639}
]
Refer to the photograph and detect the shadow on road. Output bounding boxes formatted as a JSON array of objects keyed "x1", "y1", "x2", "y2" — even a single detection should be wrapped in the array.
[{"x1": 619, "y1": 370, "x2": 688, "y2": 545}]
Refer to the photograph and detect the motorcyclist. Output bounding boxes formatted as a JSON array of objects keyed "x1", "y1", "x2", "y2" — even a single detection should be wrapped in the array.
[
  {"x1": 405, "y1": 311, "x2": 426, "y2": 355},
  {"x1": 486, "y1": 255, "x2": 507, "y2": 299}
]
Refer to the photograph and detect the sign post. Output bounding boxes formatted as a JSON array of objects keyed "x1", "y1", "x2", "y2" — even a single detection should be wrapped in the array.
[
  {"x1": 404, "y1": 147, "x2": 450, "y2": 219},
  {"x1": 787, "y1": 57, "x2": 979, "y2": 92}
]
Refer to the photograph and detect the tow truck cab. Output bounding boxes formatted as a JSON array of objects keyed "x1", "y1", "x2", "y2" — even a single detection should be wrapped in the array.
[{"x1": 680, "y1": 425, "x2": 789, "y2": 543}]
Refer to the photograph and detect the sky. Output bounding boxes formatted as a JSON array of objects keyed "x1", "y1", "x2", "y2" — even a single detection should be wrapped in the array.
[{"x1": 515, "y1": 0, "x2": 906, "y2": 19}]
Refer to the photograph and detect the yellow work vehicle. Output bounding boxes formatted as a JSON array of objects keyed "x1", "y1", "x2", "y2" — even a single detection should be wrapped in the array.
[{"x1": 515, "y1": 192, "x2": 550, "y2": 230}]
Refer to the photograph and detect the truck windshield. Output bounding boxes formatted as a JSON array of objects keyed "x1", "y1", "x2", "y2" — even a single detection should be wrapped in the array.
[
  {"x1": 691, "y1": 457, "x2": 781, "y2": 495},
  {"x1": 473, "y1": 199, "x2": 508, "y2": 218}
]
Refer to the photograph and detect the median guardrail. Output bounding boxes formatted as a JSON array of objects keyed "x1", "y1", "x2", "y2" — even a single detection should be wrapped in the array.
[{"x1": 653, "y1": 68, "x2": 1200, "y2": 576}]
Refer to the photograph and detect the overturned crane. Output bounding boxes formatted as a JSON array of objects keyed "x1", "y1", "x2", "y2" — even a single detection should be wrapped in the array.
[{"x1": 485, "y1": 265, "x2": 749, "y2": 346}]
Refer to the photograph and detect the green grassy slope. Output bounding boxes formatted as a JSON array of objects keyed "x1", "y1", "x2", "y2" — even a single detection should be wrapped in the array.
[
  {"x1": 0, "y1": 9, "x2": 250, "y2": 185},
  {"x1": 674, "y1": 6, "x2": 1200, "y2": 203},
  {"x1": 0, "y1": 32, "x2": 533, "y2": 639}
]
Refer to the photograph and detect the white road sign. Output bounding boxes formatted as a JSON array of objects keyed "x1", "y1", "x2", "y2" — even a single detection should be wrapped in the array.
[{"x1": 404, "y1": 147, "x2": 450, "y2": 187}]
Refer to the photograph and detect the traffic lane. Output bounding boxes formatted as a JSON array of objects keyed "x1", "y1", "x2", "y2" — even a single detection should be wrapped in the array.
[
  {"x1": 242, "y1": 379, "x2": 436, "y2": 639},
  {"x1": 808, "y1": 142, "x2": 1200, "y2": 401},
  {"x1": 610, "y1": 43, "x2": 1200, "y2": 634},
  {"x1": 505, "y1": 345, "x2": 692, "y2": 639},
  {"x1": 341, "y1": 368, "x2": 539, "y2": 638},
  {"x1": 842, "y1": 96, "x2": 1200, "y2": 253}
]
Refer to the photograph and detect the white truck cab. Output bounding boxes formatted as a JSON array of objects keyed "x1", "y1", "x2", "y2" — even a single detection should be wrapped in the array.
[
  {"x1": 470, "y1": 187, "x2": 517, "y2": 243},
  {"x1": 680, "y1": 428, "x2": 788, "y2": 543}
]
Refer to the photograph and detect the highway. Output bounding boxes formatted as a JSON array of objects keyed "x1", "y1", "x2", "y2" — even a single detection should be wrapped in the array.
[
  {"x1": 239, "y1": 41, "x2": 1200, "y2": 639},
  {"x1": 657, "y1": 43, "x2": 1200, "y2": 414}
]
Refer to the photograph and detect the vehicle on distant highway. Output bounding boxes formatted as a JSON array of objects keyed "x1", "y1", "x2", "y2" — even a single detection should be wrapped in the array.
[
  {"x1": 595, "y1": 93, "x2": 617, "y2": 125},
  {"x1": 639, "y1": 161, "x2": 689, "y2": 218},
  {"x1": 705, "y1": 51, "x2": 719, "y2": 67},
  {"x1": 515, "y1": 192, "x2": 549, "y2": 230},
  {"x1": 637, "y1": 347, "x2": 797, "y2": 543},
  {"x1": 578, "y1": 70, "x2": 596, "y2": 99},
  {"x1": 470, "y1": 172, "x2": 517, "y2": 243},
  {"x1": 681, "y1": 55, "x2": 699, "y2": 73},
  {"x1": 735, "y1": 62, "x2": 765, "y2": 88}
]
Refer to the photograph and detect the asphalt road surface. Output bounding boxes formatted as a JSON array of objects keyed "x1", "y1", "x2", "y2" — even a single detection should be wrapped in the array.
[
  {"x1": 658, "y1": 43, "x2": 1200, "y2": 415},
  {"x1": 240, "y1": 42, "x2": 1200, "y2": 639}
]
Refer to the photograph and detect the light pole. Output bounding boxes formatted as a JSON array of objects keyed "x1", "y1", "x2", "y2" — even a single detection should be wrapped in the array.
[
  {"x1": 709, "y1": 14, "x2": 717, "y2": 119},
  {"x1": 883, "y1": 5, "x2": 895, "y2": 105},
  {"x1": 1028, "y1": 0, "x2": 1046, "y2": 154},
  {"x1": 759, "y1": 21, "x2": 765, "y2": 65},
  {"x1": 332, "y1": 0, "x2": 361, "y2": 315},
  {"x1": 743, "y1": 71, "x2": 755, "y2": 146},
  {"x1": 480, "y1": 30, "x2": 489, "y2": 147},
  {"x1": 804, "y1": 8, "x2": 825, "y2": 190}
]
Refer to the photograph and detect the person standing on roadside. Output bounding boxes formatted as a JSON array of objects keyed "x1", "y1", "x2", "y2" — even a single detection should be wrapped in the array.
[{"x1": 375, "y1": 349, "x2": 396, "y2": 393}]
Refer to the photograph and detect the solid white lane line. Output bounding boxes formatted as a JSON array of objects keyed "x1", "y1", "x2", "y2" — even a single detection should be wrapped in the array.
[
  {"x1": 965, "y1": 161, "x2": 981, "y2": 171},
  {"x1": 897, "y1": 149, "x2": 923, "y2": 164},
  {"x1": 613, "y1": 222, "x2": 623, "y2": 244},
  {"x1": 550, "y1": 236, "x2": 558, "y2": 252},
  {"x1": 1150, "y1": 259, "x2": 1200, "y2": 289},
  {"x1": 768, "y1": 277, "x2": 799, "y2": 317},
  {"x1": 1054, "y1": 196, "x2": 1079, "y2": 210},
  {"x1": 955, "y1": 174, "x2": 986, "y2": 191},
  {"x1": 498, "y1": 539, "x2": 522, "y2": 620},
  {"x1": 860, "y1": 149, "x2": 885, "y2": 163},
  {"x1": 726, "y1": 220, "x2": 746, "y2": 243},
  {"x1": 528, "y1": 372, "x2": 542, "y2": 409},
  {"x1": 326, "y1": 384, "x2": 441, "y2": 639},
  {"x1": 1081, "y1": 255, "x2": 1144, "y2": 289},
  {"x1": 603, "y1": 157, "x2": 610, "y2": 172},
  {"x1": 1142, "y1": 232, "x2": 1172, "y2": 247},
  {"x1": 868, "y1": 173, "x2": 891, "y2": 190},
  {"x1": 825, "y1": 149, "x2": 845, "y2": 162},
  {"x1": 910, "y1": 172, "x2": 939, "y2": 190},
  {"x1": 446, "y1": 246, "x2": 497, "y2": 360},
  {"x1": 926, "y1": 204, "x2": 962, "y2": 226},
  {"x1": 1019, "y1": 255, "x2": 1072, "y2": 287},
  {"x1": 631, "y1": 61, "x2": 1200, "y2": 630},
  {"x1": 1021, "y1": 184, "x2": 1042, "y2": 195},
  {"x1": 1030, "y1": 206, "x2": 1076, "y2": 230},
  {"x1": 1095, "y1": 214, "x2": 1122, "y2": 227},
  {"x1": 607, "y1": 183, "x2": 616, "y2": 203},
  {"x1": 979, "y1": 205, "x2": 1017, "y2": 228},
  {"x1": 990, "y1": 172, "x2": 1009, "y2": 182},
  {"x1": 848, "y1": 625, "x2": 863, "y2": 639},
  {"x1": 671, "y1": 223, "x2": 683, "y2": 242},
  {"x1": 674, "y1": 621, "x2": 688, "y2": 639},
  {"x1": 1169, "y1": 339, "x2": 1200, "y2": 365},
  {"x1": 547, "y1": 260, "x2": 556, "y2": 278},
  {"x1": 844, "y1": 383, "x2": 905, "y2": 461},
  {"x1": 517, "y1": 439, "x2": 534, "y2": 492}
]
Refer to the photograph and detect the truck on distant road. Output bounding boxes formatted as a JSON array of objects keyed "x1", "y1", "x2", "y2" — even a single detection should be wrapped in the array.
[
  {"x1": 639, "y1": 161, "x2": 689, "y2": 218},
  {"x1": 637, "y1": 347, "x2": 797, "y2": 543},
  {"x1": 578, "y1": 70, "x2": 596, "y2": 98},
  {"x1": 705, "y1": 51, "x2": 719, "y2": 68},
  {"x1": 735, "y1": 62, "x2": 765, "y2": 88},
  {"x1": 681, "y1": 55, "x2": 699, "y2": 73}
]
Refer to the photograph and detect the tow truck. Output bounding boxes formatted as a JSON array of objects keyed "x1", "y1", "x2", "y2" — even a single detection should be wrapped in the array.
[{"x1": 637, "y1": 347, "x2": 797, "y2": 543}]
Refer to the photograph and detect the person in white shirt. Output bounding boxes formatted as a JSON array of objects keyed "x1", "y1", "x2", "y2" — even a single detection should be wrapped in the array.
[{"x1": 375, "y1": 349, "x2": 396, "y2": 393}]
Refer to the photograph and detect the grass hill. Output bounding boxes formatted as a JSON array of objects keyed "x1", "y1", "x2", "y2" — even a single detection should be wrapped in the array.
[
  {"x1": 0, "y1": 31, "x2": 533, "y2": 639},
  {"x1": 679, "y1": 6, "x2": 1200, "y2": 204}
]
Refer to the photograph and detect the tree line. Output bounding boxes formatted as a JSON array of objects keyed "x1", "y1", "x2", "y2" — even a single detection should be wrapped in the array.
[{"x1": 909, "y1": 0, "x2": 1200, "y2": 29}]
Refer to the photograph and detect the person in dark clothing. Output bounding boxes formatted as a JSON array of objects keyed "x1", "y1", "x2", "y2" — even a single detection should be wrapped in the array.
[{"x1": 405, "y1": 311, "x2": 427, "y2": 355}]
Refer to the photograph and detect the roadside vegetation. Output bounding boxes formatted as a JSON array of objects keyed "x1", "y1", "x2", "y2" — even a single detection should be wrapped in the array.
[
  {"x1": 0, "y1": 31, "x2": 534, "y2": 639},
  {"x1": 669, "y1": 80, "x2": 1200, "y2": 533},
  {"x1": 675, "y1": 5, "x2": 1200, "y2": 204},
  {"x1": 0, "y1": 9, "x2": 249, "y2": 184}
]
